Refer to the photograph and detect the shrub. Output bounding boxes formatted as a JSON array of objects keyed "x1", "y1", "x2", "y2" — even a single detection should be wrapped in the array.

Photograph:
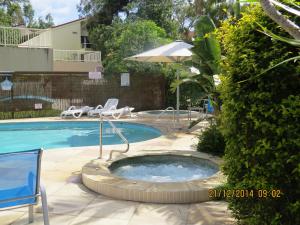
[
  {"x1": 0, "y1": 109, "x2": 61, "y2": 120},
  {"x1": 217, "y1": 6, "x2": 300, "y2": 225},
  {"x1": 197, "y1": 120, "x2": 225, "y2": 156}
]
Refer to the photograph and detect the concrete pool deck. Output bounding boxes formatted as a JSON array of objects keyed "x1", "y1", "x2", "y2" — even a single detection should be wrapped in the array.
[{"x1": 0, "y1": 116, "x2": 235, "y2": 225}]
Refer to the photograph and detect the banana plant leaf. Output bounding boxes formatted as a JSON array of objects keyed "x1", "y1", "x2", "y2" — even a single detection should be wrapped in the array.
[
  {"x1": 170, "y1": 15, "x2": 221, "y2": 105},
  {"x1": 193, "y1": 15, "x2": 221, "y2": 75}
]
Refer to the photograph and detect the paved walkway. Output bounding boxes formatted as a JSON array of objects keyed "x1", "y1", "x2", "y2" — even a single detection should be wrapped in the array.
[{"x1": 0, "y1": 118, "x2": 235, "y2": 225}]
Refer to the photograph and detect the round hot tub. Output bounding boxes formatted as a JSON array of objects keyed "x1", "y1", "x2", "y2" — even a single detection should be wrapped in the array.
[
  {"x1": 82, "y1": 153, "x2": 225, "y2": 203},
  {"x1": 138, "y1": 110, "x2": 200, "y2": 119},
  {"x1": 109, "y1": 155, "x2": 218, "y2": 182}
]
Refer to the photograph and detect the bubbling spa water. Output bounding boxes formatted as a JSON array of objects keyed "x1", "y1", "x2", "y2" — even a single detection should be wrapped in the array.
[{"x1": 109, "y1": 155, "x2": 219, "y2": 182}]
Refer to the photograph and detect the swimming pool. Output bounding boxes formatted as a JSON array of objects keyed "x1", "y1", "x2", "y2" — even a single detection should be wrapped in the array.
[{"x1": 0, "y1": 121, "x2": 161, "y2": 153}]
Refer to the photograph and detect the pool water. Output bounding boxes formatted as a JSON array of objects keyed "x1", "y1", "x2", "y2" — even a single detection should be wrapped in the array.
[
  {"x1": 0, "y1": 121, "x2": 161, "y2": 153},
  {"x1": 109, "y1": 155, "x2": 219, "y2": 182}
]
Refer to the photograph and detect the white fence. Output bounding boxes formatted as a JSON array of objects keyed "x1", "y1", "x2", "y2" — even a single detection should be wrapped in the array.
[
  {"x1": 0, "y1": 26, "x2": 51, "y2": 48},
  {"x1": 53, "y1": 50, "x2": 101, "y2": 62}
]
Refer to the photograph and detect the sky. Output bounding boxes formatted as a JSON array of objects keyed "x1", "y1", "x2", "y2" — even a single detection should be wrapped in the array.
[{"x1": 30, "y1": 0, "x2": 81, "y2": 25}]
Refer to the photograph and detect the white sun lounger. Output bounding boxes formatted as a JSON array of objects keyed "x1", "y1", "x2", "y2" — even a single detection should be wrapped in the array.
[
  {"x1": 88, "y1": 98, "x2": 119, "y2": 117},
  {"x1": 60, "y1": 105, "x2": 93, "y2": 119},
  {"x1": 101, "y1": 106, "x2": 135, "y2": 119}
]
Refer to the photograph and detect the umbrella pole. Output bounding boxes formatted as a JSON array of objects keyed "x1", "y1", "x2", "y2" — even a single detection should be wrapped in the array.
[{"x1": 176, "y1": 71, "x2": 180, "y2": 122}]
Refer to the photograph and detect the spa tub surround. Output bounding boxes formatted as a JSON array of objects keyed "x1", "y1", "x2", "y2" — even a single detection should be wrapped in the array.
[
  {"x1": 82, "y1": 151, "x2": 225, "y2": 204},
  {"x1": 138, "y1": 110, "x2": 201, "y2": 119}
]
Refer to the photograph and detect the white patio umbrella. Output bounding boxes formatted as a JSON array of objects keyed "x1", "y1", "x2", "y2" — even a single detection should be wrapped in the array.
[{"x1": 125, "y1": 40, "x2": 193, "y2": 118}]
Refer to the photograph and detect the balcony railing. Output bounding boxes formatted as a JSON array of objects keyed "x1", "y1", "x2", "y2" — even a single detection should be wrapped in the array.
[
  {"x1": 0, "y1": 26, "x2": 51, "y2": 48},
  {"x1": 53, "y1": 50, "x2": 101, "y2": 62}
]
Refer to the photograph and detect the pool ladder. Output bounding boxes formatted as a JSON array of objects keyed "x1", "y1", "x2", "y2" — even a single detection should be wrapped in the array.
[
  {"x1": 98, "y1": 115, "x2": 129, "y2": 161},
  {"x1": 156, "y1": 106, "x2": 176, "y2": 129}
]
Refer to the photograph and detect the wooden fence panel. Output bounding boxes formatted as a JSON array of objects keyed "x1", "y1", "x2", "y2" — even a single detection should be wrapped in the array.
[{"x1": 0, "y1": 72, "x2": 166, "y2": 114}]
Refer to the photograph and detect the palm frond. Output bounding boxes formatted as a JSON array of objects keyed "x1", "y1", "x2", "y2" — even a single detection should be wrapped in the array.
[
  {"x1": 238, "y1": 56, "x2": 300, "y2": 84},
  {"x1": 257, "y1": 23, "x2": 300, "y2": 47},
  {"x1": 270, "y1": 0, "x2": 300, "y2": 16}
]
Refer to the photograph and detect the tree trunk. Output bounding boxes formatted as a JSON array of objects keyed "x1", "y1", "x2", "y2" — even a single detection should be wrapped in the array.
[
  {"x1": 260, "y1": 0, "x2": 300, "y2": 39},
  {"x1": 195, "y1": 0, "x2": 205, "y2": 15}
]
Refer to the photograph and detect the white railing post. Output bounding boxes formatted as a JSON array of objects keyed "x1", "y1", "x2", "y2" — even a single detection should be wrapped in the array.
[
  {"x1": 53, "y1": 50, "x2": 102, "y2": 63},
  {"x1": 99, "y1": 115, "x2": 103, "y2": 159},
  {"x1": 0, "y1": 26, "x2": 51, "y2": 48},
  {"x1": 4, "y1": 28, "x2": 6, "y2": 46},
  {"x1": 27, "y1": 32, "x2": 30, "y2": 47}
]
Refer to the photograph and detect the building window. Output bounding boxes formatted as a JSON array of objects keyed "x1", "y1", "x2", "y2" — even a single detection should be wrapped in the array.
[{"x1": 81, "y1": 36, "x2": 91, "y2": 48}]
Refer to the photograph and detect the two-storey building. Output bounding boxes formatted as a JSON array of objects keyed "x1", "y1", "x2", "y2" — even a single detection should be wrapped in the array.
[{"x1": 0, "y1": 18, "x2": 101, "y2": 73}]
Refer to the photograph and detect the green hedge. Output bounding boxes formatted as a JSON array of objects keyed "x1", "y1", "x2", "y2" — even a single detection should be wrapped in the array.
[
  {"x1": 218, "y1": 6, "x2": 300, "y2": 225},
  {"x1": 197, "y1": 120, "x2": 225, "y2": 156},
  {"x1": 0, "y1": 110, "x2": 61, "y2": 120}
]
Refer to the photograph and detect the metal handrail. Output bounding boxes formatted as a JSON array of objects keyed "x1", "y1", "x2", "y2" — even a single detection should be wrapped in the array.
[
  {"x1": 156, "y1": 106, "x2": 176, "y2": 128},
  {"x1": 187, "y1": 98, "x2": 209, "y2": 121},
  {"x1": 98, "y1": 114, "x2": 130, "y2": 161}
]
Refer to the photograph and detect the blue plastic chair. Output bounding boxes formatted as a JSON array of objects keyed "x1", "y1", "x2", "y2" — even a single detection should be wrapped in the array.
[
  {"x1": 0, "y1": 149, "x2": 49, "y2": 225},
  {"x1": 203, "y1": 98, "x2": 214, "y2": 114},
  {"x1": 207, "y1": 99, "x2": 214, "y2": 113}
]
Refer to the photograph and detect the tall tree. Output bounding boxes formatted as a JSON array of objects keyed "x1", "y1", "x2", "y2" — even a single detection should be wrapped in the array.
[
  {"x1": 78, "y1": 0, "x2": 131, "y2": 26},
  {"x1": 0, "y1": 7, "x2": 11, "y2": 25},
  {"x1": 126, "y1": 0, "x2": 175, "y2": 36},
  {"x1": 194, "y1": 0, "x2": 241, "y2": 26},
  {"x1": 101, "y1": 20, "x2": 170, "y2": 74},
  {"x1": 173, "y1": 0, "x2": 197, "y2": 36},
  {"x1": 0, "y1": 0, "x2": 29, "y2": 25},
  {"x1": 0, "y1": 0, "x2": 54, "y2": 28},
  {"x1": 79, "y1": 0, "x2": 196, "y2": 38},
  {"x1": 37, "y1": 13, "x2": 54, "y2": 29},
  {"x1": 5, "y1": 2, "x2": 24, "y2": 25},
  {"x1": 128, "y1": 0, "x2": 196, "y2": 38},
  {"x1": 23, "y1": 2, "x2": 34, "y2": 26},
  {"x1": 0, "y1": 0, "x2": 24, "y2": 8}
]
